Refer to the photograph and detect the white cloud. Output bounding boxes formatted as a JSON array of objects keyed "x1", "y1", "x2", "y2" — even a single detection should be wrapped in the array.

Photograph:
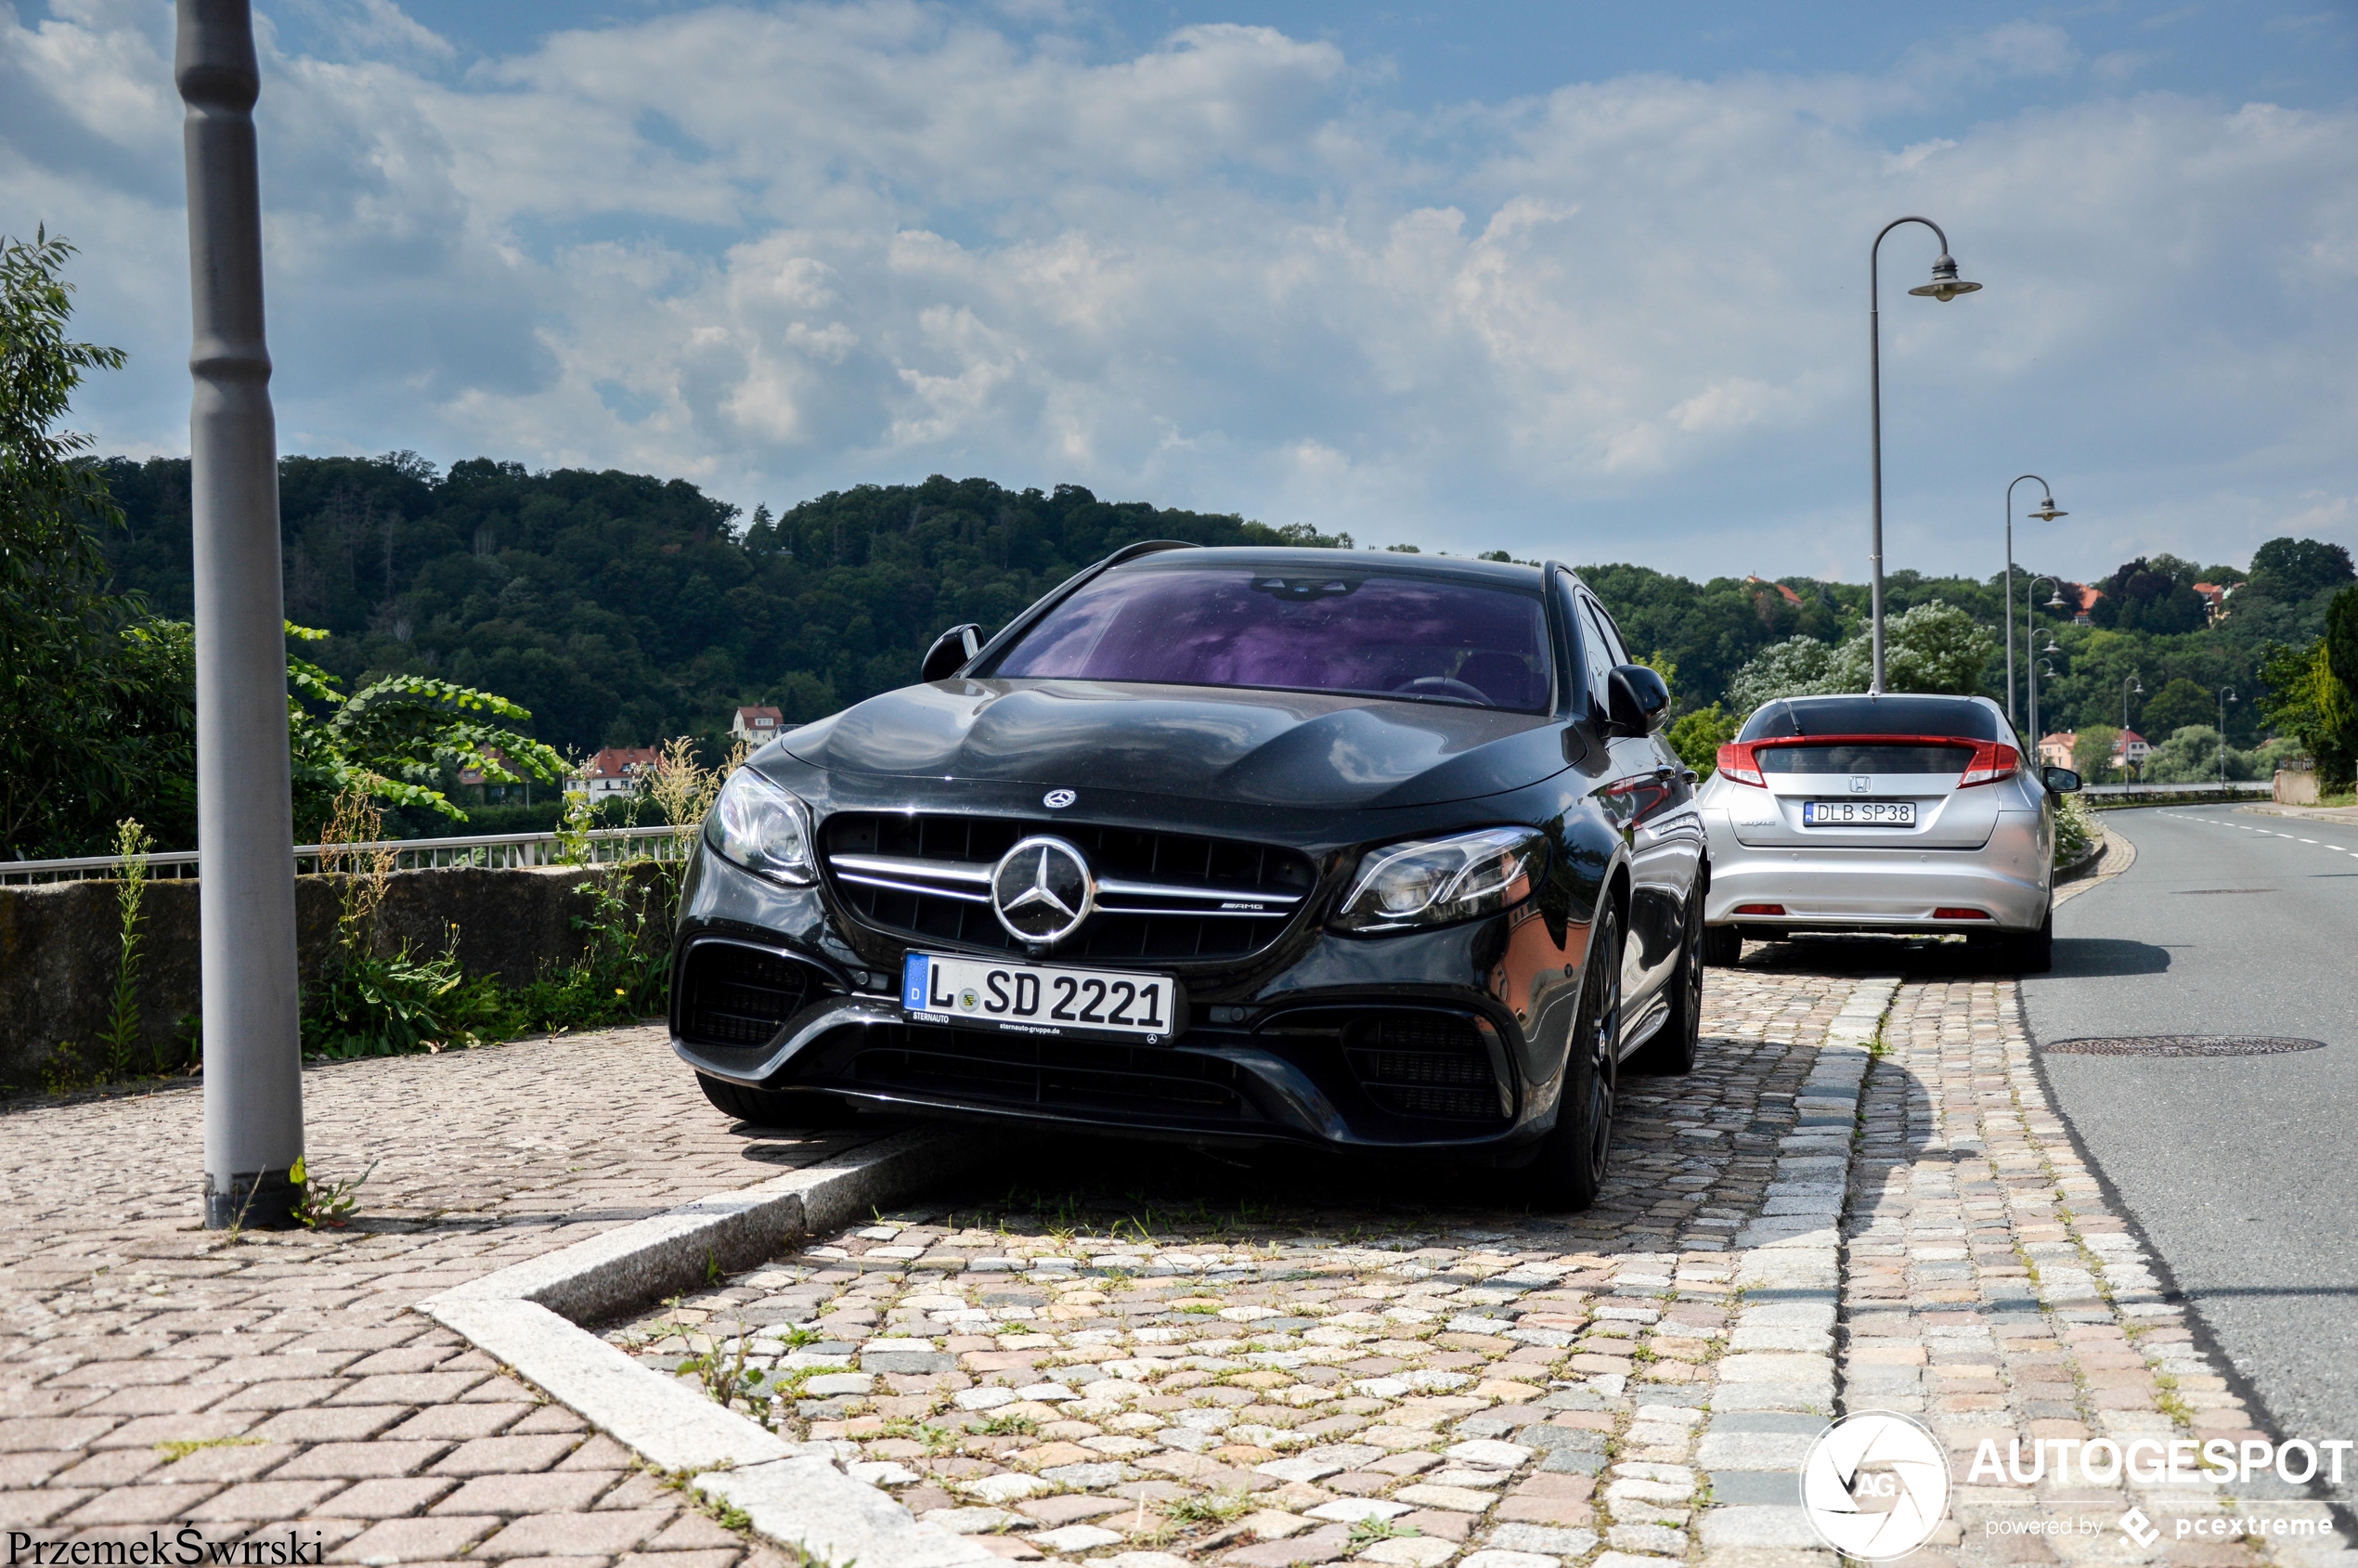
[{"x1": 3, "y1": 0, "x2": 2353, "y2": 585}]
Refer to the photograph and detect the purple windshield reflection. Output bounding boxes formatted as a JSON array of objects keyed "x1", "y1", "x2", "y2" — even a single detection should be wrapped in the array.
[{"x1": 993, "y1": 567, "x2": 1551, "y2": 710}]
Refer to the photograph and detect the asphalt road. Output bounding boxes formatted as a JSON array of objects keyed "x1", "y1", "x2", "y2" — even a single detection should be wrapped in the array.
[{"x1": 2024, "y1": 805, "x2": 2358, "y2": 1496}]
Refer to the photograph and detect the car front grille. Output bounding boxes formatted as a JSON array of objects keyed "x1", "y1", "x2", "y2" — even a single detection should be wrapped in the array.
[
  {"x1": 677, "y1": 941, "x2": 817, "y2": 1049},
  {"x1": 836, "y1": 1023, "x2": 1257, "y2": 1121},
  {"x1": 820, "y1": 813, "x2": 1315, "y2": 962}
]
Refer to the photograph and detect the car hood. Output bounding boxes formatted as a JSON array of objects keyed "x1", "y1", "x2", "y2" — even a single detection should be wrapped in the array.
[{"x1": 782, "y1": 678, "x2": 1571, "y2": 810}]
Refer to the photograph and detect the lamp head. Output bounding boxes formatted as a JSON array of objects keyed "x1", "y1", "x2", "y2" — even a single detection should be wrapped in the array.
[
  {"x1": 2043, "y1": 637, "x2": 2062, "y2": 654},
  {"x1": 2046, "y1": 590, "x2": 2066, "y2": 608},
  {"x1": 1909, "y1": 253, "x2": 1982, "y2": 302},
  {"x1": 2030, "y1": 498, "x2": 2066, "y2": 523}
]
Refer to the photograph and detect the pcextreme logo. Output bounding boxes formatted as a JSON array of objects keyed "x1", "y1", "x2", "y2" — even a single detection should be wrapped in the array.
[{"x1": 1800, "y1": 1410, "x2": 1953, "y2": 1560}]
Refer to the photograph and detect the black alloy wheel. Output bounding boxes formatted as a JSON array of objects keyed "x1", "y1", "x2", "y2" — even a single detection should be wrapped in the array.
[
  {"x1": 696, "y1": 1072, "x2": 862, "y2": 1129},
  {"x1": 1630, "y1": 888, "x2": 1704, "y2": 1075},
  {"x1": 1523, "y1": 903, "x2": 1624, "y2": 1212}
]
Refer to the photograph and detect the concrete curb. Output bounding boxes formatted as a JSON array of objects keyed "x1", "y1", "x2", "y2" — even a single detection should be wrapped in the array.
[
  {"x1": 1698, "y1": 974, "x2": 1898, "y2": 1550},
  {"x1": 419, "y1": 1126, "x2": 996, "y2": 1565}
]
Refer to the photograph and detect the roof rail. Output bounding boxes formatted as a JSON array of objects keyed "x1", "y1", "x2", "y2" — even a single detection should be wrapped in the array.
[{"x1": 1102, "y1": 538, "x2": 1201, "y2": 566}]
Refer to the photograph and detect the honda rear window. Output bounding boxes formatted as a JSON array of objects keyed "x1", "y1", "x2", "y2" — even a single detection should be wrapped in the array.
[
  {"x1": 1739, "y1": 695, "x2": 2003, "y2": 743},
  {"x1": 1758, "y1": 744, "x2": 1976, "y2": 774},
  {"x1": 987, "y1": 563, "x2": 1552, "y2": 710}
]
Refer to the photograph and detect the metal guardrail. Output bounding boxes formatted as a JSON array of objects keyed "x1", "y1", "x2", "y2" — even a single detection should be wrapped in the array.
[
  {"x1": 2080, "y1": 780, "x2": 2270, "y2": 797},
  {"x1": 0, "y1": 823, "x2": 693, "y2": 888}
]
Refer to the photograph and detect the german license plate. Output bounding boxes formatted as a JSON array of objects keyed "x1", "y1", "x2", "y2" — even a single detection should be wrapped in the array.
[
  {"x1": 900, "y1": 952, "x2": 1181, "y2": 1041},
  {"x1": 1803, "y1": 799, "x2": 1917, "y2": 826}
]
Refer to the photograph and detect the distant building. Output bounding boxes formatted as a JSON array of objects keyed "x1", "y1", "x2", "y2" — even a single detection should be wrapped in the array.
[
  {"x1": 2038, "y1": 732, "x2": 2077, "y2": 770},
  {"x1": 2191, "y1": 581, "x2": 2233, "y2": 623},
  {"x1": 2113, "y1": 730, "x2": 2151, "y2": 771},
  {"x1": 1745, "y1": 575, "x2": 1804, "y2": 607},
  {"x1": 568, "y1": 745, "x2": 660, "y2": 800},
  {"x1": 730, "y1": 706, "x2": 784, "y2": 746},
  {"x1": 2067, "y1": 584, "x2": 2104, "y2": 626}
]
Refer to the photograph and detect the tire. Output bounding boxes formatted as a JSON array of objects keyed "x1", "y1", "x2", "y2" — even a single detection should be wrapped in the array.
[
  {"x1": 696, "y1": 1072, "x2": 862, "y2": 1129},
  {"x1": 1521, "y1": 904, "x2": 1624, "y2": 1212},
  {"x1": 2009, "y1": 905, "x2": 2054, "y2": 974},
  {"x1": 1700, "y1": 924, "x2": 1743, "y2": 967},
  {"x1": 1628, "y1": 892, "x2": 1703, "y2": 1076}
]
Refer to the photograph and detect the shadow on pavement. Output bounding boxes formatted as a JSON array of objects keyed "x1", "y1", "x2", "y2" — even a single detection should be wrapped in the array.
[{"x1": 2050, "y1": 936, "x2": 2172, "y2": 977}]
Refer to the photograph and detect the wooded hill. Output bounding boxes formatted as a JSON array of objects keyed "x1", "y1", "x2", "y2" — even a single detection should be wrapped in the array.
[{"x1": 98, "y1": 454, "x2": 2351, "y2": 760}]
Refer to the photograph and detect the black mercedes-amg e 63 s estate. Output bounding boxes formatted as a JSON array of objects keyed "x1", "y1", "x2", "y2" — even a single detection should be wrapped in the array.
[{"x1": 668, "y1": 543, "x2": 1707, "y2": 1208}]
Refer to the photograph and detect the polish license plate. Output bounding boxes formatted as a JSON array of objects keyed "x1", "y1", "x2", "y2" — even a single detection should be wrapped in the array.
[
  {"x1": 1802, "y1": 799, "x2": 1917, "y2": 826},
  {"x1": 901, "y1": 952, "x2": 1181, "y2": 1041}
]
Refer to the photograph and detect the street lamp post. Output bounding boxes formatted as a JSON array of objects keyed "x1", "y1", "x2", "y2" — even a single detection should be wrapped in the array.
[
  {"x1": 2026, "y1": 577, "x2": 2066, "y2": 756},
  {"x1": 178, "y1": 0, "x2": 305, "y2": 1228},
  {"x1": 2121, "y1": 674, "x2": 2144, "y2": 780},
  {"x1": 2219, "y1": 688, "x2": 2238, "y2": 784},
  {"x1": 1869, "y1": 217, "x2": 1981, "y2": 694},
  {"x1": 2002, "y1": 476, "x2": 2066, "y2": 725}
]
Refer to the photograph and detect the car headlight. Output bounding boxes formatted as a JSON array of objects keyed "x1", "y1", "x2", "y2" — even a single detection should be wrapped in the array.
[
  {"x1": 1332, "y1": 826, "x2": 1545, "y2": 934},
  {"x1": 704, "y1": 769, "x2": 815, "y2": 886}
]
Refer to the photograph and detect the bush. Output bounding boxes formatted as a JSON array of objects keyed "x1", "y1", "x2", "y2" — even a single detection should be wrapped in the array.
[{"x1": 2054, "y1": 792, "x2": 2098, "y2": 869}]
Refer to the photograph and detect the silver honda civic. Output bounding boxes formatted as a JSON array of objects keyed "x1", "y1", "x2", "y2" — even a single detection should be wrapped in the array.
[{"x1": 1694, "y1": 693, "x2": 2081, "y2": 971}]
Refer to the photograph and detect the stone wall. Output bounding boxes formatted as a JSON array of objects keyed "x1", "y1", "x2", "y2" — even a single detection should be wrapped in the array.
[{"x1": 0, "y1": 863, "x2": 672, "y2": 1092}]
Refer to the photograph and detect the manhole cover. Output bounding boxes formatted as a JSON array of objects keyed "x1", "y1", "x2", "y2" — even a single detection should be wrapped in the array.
[{"x1": 2042, "y1": 1035, "x2": 2326, "y2": 1056}]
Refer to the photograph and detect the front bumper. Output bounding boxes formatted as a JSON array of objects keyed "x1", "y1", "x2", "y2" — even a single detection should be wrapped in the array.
[
  {"x1": 1704, "y1": 812, "x2": 2051, "y2": 934},
  {"x1": 669, "y1": 845, "x2": 1587, "y2": 1156}
]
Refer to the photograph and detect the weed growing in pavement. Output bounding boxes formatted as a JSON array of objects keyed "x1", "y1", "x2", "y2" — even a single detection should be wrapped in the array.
[
  {"x1": 1349, "y1": 1517, "x2": 1419, "y2": 1546},
  {"x1": 680, "y1": 1338, "x2": 769, "y2": 1411},
  {"x1": 1162, "y1": 1490, "x2": 1250, "y2": 1526},
  {"x1": 291, "y1": 1155, "x2": 380, "y2": 1229},
  {"x1": 649, "y1": 1466, "x2": 756, "y2": 1535},
  {"x1": 975, "y1": 1411, "x2": 1038, "y2": 1437},
  {"x1": 155, "y1": 1436, "x2": 265, "y2": 1463}
]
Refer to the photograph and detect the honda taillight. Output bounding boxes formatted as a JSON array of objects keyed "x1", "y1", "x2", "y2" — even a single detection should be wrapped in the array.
[
  {"x1": 1957, "y1": 741, "x2": 2021, "y2": 787},
  {"x1": 1716, "y1": 743, "x2": 1765, "y2": 787}
]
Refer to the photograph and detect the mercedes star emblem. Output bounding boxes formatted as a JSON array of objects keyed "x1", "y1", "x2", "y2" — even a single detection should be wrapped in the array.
[
  {"x1": 991, "y1": 836, "x2": 1095, "y2": 945},
  {"x1": 1043, "y1": 789, "x2": 1076, "y2": 809}
]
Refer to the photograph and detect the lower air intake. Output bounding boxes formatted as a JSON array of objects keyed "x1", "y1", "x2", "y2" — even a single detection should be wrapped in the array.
[{"x1": 678, "y1": 942, "x2": 813, "y2": 1049}]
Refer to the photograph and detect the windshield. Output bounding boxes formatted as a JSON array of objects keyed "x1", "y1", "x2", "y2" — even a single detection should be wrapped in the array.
[
  {"x1": 1740, "y1": 695, "x2": 2004, "y2": 743},
  {"x1": 987, "y1": 564, "x2": 1553, "y2": 711}
]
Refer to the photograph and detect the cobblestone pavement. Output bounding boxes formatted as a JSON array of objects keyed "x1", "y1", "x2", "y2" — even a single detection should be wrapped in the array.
[
  {"x1": 1837, "y1": 973, "x2": 2348, "y2": 1568},
  {"x1": 0, "y1": 1024, "x2": 880, "y2": 1562},
  {"x1": 606, "y1": 967, "x2": 1876, "y2": 1568}
]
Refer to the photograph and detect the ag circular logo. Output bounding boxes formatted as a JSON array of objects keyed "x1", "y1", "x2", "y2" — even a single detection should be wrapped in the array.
[
  {"x1": 991, "y1": 836, "x2": 1095, "y2": 946},
  {"x1": 1043, "y1": 789, "x2": 1076, "y2": 809},
  {"x1": 1800, "y1": 1410, "x2": 1950, "y2": 1560}
]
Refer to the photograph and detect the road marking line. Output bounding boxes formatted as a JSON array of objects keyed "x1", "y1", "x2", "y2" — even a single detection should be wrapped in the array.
[{"x1": 2301, "y1": 838, "x2": 2318, "y2": 844}]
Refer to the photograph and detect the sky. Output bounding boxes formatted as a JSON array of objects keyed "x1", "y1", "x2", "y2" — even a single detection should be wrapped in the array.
[{"x1": 3, "y1": 0, "x2": 2353, "y2": 586}]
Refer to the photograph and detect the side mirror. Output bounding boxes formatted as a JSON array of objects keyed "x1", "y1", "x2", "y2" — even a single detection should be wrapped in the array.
[
  {"x1": 1603, "y1": 664, "x2": 1670, "y2": 737},
  {"x1": 2042, "y1": 765, "x2": 2082, "y2": 794},
  {"x1": 920, "y1": 623, "x2": 983, "y2": 682}
]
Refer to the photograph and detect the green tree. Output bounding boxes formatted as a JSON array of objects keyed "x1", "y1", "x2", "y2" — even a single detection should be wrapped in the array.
[
  {"x1": 2073, "y1": 723, "x2": 2122, "y2": 781},
  {"x1": 2245, "y1": 538, "x2": 2355, "y2": 605},
  {"x1": 1723, "y1": 602, "x2": 1994, "y2": 718},
  {"x1": 1, "y1": 230, "x2": 195, "y2": 859},
  {"x1": 2140, "y1": 677, "x2": 2213, "y2": 738},
  {"x1": 1666, "y1": 703, "x2": 1737, "y2": 777},
  {"x1": 285, "y1": 625, "x2": 567, "y2": 840},
  {"x1": 2258, "y1": 618, "x2": 2356, "y2": 790}
]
